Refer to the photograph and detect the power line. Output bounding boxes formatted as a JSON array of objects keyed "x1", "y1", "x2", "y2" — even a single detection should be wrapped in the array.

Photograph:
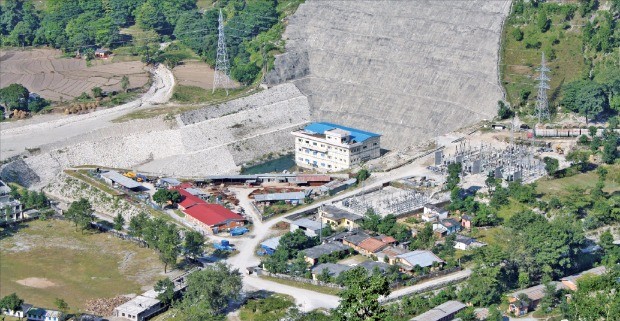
[{"x1": 213, "y1": 9, "x2": 231, "y2": 95}]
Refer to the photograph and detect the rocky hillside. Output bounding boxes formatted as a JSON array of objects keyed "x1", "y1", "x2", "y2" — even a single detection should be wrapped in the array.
[{"x1": 267, "y1": 0, "x2": 512, "y2": 149}]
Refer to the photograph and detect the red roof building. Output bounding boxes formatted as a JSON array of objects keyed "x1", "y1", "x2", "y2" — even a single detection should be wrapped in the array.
[{"x1": 174, "y1": 188, "x2": 245, "y2": 233}]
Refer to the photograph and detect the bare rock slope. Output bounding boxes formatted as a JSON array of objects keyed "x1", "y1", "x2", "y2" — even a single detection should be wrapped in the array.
[{"x1": 267, "y1": 0, "x2": 511, "y2": 149}]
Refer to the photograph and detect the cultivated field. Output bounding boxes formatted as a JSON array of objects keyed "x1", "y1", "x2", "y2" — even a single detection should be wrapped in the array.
[
  {"x1": 0, "y1": 49, "x2": 149, "y2": 101},
  {"x1": 172, "y1": 61, "x2": 239, "y2": 90},
  {"x1": 0, "y1": 220, "x2": 164, "y2": 311}
]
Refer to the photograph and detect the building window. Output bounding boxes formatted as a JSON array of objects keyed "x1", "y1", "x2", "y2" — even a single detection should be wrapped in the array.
[
  {"x1": 313, "y1": 142, "x2": 317, "y2": 146},
  {"x1": 373, "y1": 142, "x2": 378, "y2": 146},
  {"x1": 298, "y1": 157, "x2": 303, "y2": 161},
  {"x1": 328, "y1": 165, "x2": 332, "y2": 168},
  {"x1": 298, "y1": 148, "x2": 301, "y2": 151},
  {"x1": 298, "y1": 138, "x2": 302, "y2": 142},
  {"x1": 321, "y1": 163, "x2": 325, "y2": 167}
]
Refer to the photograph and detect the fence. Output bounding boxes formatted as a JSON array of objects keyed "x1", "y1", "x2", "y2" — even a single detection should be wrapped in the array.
[{"x1": 255, "y1": 268, "x2": 344, "y2": 290}]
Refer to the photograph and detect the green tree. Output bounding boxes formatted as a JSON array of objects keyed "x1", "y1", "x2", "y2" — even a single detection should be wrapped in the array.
[
  {"x1": 537, "y1": 11, "x2": 550, "y2": 32},
  {"x1": 113, "y1": 213, "x2": 125, "y2": 231},
  {"x1": 543, "y1": 157, "x2": 559, "y2": 176},
  {"x1": 512, "y1": 28, "x2": 524, "y2": 41},
  {"x1": 121, "y1": 75, "x2": 130, "y2": 93},
  {"x1": 157, "y1": 222, "x2": 181, "y2": 273},
  {"x1": 155, "y1": 278, "x2": 175, "y2": 305},
  {"x1": 446, "y1": 162, "x2": 462, "y2": 191},
  {"x1": 65, "y1": 198, "x2": 93, "y2": 232},
  {"x1": 54, "y1": 298, "x2": 69, "y2": 318},
  {"x1": 135, "y1": 1, "x2": 168, "y2": 33},
  {"x1": 180, "y1": 262, "x2": 242, "y2": 316},
  {"x1": 458, "y1": 265, "x2": 503, "y2": 306},
  {"x1": 356, "y1": 169, "x2": 370, "y2": 183},
  {"x1": 91, "y1": 87, "x2": 103, "y2": 98},
  {"x1": 183, "y1": 230, "x2": 205, "y2": 259},
  {"x1": 456, "y1": 307, "x2": 477, "y2": 321},
  {"x1": 561, "y1": 80, "x2": 608, "y2": 123},
  {"x1": 0, "y1": 293, "x2": 23, "y2": 314},
  {"x1": 497, "y1": 100, "x2": 513, "y2": 119},
  {"x1": 317, "y1": 267, "x2": 332, "y2": 283},
  {"x1": 0, "y1": 83, "x2": 29, "y2": 112},
  {"x1": 602, "y1": 132, "x2": 619, "y2": 164},
  {"x1": 152, "y1": 189, "x2": 181, "y2": 207},
  {"x1": 487, "y1": 305, "x2": 503, "y2": 321},
  {"x1": 335, "y1": 267, "x2": 390, "y2": 321},
  {"x1": 128, "y1": 212, "x2": 149, "y2": 237}
]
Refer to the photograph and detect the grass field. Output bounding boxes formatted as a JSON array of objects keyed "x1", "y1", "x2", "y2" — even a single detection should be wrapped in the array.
[
  {"x1": 0, "y1": 220, "x2": 164, "y2": 311},
  {"x1": 259, "y1": 276, "x2": 341, "y2": 296},
  {"x1": 536, "y1": 164, "x2": 620, "y2": 197}
]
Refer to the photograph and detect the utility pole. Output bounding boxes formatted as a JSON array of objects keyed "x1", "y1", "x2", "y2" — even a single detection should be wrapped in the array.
[
  {"x1": 535, "y1": 52, "x2": 551, "y2": 124},
  {"x1": 213, "y1": 9, "x2": 231, "y2": 95}
]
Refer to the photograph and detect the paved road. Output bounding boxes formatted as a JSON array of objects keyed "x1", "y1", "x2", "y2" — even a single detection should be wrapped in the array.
[{"x1": 0, "y1": 64, "x2": 175, "y2": 160}]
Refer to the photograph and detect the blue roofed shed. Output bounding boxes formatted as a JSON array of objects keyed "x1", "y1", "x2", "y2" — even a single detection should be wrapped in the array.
[{"x1": 304, "y1": 122, "x2": 381, "y2": 143}]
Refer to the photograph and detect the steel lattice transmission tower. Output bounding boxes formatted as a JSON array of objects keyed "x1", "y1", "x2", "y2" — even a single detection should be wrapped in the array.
[
  {"x1": 213, "y1": 9, "x2": 231, "y2": 95},
  {"x1": 535, "y1": 52, "x2": 551, "y2": 123}
]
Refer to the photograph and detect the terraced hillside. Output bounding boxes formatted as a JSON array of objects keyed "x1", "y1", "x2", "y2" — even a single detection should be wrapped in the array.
[{"x1": 267, "y1": 0, "x2": 512, "y2": 149}]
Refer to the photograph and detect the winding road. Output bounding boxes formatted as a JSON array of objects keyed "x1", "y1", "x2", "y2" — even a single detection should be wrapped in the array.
[{"x1": 0, "y1": 64, "x2": 175, "y2": 160}]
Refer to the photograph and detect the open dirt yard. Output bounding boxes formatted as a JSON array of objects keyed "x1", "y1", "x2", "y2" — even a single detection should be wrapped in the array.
[
  {"x1": 0, "y1": 219, "x2": 165, "y2": 311},
  {"x1": 172, "y1": 61, "x2": 239, "y2": 89},
  {"x1": 0, "y1": 48, "x2": 149, "y2": 101}
]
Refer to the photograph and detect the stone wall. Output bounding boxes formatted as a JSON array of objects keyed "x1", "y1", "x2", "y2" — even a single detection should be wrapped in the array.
[{"x1": 267, "y1": 0, "x2": 511, "y2": 150}]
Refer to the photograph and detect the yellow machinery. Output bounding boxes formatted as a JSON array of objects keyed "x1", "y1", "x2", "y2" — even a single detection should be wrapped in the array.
[
  {"x1": 123, "y1": 171, "x2": 143, "y2": 182},
  {"x1": 555, "y1": 146, "x2": 564, "y2": 155}
]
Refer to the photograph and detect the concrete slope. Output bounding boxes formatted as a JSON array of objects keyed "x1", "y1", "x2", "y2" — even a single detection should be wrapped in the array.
[{"x1": 267, "y1": 0, "x2": 511, "y2": 149}]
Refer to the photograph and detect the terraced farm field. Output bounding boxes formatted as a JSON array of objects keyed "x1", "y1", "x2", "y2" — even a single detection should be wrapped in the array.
[{"x1": 0, "y1": 49, "x2": 149, "y2": 101}]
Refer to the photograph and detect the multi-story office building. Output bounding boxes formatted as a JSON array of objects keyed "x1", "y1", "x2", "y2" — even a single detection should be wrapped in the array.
[{"x1": 292, "y1": 122, "x2": 381, "y2": 171}]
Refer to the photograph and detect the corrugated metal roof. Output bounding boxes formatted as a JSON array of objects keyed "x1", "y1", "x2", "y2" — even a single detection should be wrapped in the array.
[
  {"x1": 101, "y1": 171, "x2": 142, "y2": 189},
  {"x1": 260, "y1": 236, "x2": 282, "y2": 250},
  {"x1": 291, "y1": 218, "x2": 322, "y2": 231},
  {"x1": 410, "y1": 301, "x2": 467, "y2": 321},
  {"x1": 254, "y1": 191, "x2": 306, "y2": 202},
  {"x1": 397, "y1": 250, "x2": 444, "y2": 268},
  {"x1": 304, "y1": 242, "x2": 349, "y2": 259},
  {"x1": 304, "y1": 122, "x2": 380, "y2": 143}
]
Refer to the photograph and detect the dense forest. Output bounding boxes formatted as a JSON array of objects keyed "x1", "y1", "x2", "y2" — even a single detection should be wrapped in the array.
[{"x1": 0, "y1": 0, "x2": 302, "y2": 84}]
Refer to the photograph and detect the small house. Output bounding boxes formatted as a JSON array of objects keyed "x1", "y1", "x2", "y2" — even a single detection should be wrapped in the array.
[
  {"x1": 409, "y1": 300, "x2": 466, "y2": 321},
  {"x1": 260, "y1": 236, "x2": 282, "y2": 255},
  {"x1": 158, "y1": 177, "x2": 181, "y2": 187},
  {"x1": 432, "y1": 218, "x2": 462, "y2": 236},
  {"x1": 454, "y1": 234, "x2": 485, "y2": 250},
  {"x1": 254, "y1": 191, "x2": 306, "y2": 205},
  {"x1": 396, "y1": 250, "x2": 444, "y2": 272},
  {"x1": 377, "y1": 246, "x2": 409, "y2": 265},
  {"x1": 422, "y1": 204, "x2": 448, "y2": 222},
  {"x1": 560, "y1": 266, "x2": 607, "y2": 291},
  {"x1": 357, "y1": 237, "x2": 390, "y2": 256},
  {"x1": 113, "y1": 295, "x2": 164, "y2": 321},
  {"x1": 26, "y1": 307, "x2": 62, "y2": 321},
  {"x1": 101, "y1": 171, "x2": 143, "y2": 191},
  {"x1": 303, "y1": 242, "x2": 350, "y2": 265},
  {"x1": 290, "y1": 218, "x2": 323, "y2": 237},
  {"x1": 460, "y1": 214, "x2": 472, "y2": 230},
  {"x1": 319, "y1": 205, "x2": 363, "y2": 231},
  {"x1": 2, "y1": 304, "x2": 32, "y2": 319},
  {"x1": 311, "y1": 263, "x2": 352, "y2": 280},
  {"x1": 94, "y1": 48, "x2": 112, "y2": 58},
  {"x1": 507, "y1": 282, "x2": 564, "y2": 316}
]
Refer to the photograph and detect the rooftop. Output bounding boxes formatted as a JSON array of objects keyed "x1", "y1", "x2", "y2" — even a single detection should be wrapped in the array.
[
  {"x1": 115, "y1": 295, "x2": 160, "y2": 315},
  {"x1": 561, "y1": 266, "x2": 607, "y2": 283},
  {"x1": 101, "y1": 171, "x2": 142, "y2": 189},
  {"x1": 260, "y1": 236, "x2": 283, "y2": 250},
  {"x1": 302, "y1": 122, "x2": 381, "y2": 143},
  {"x1": 397, "y1": 250, "x2": 445, "y2": 268},
  {"x1": 311, "y1": 263, "x2": 352, "y2": 277},
  {"x1": 184, "y1": 203, "x2": 245, "y2": 227},
  {"x1": 357, "y1": 261, "x2": 391, "y2": 273},
  {"x1": 358, "y1": 237, "x2": 389, "y2": 253},
  {"x1": 508, "y1": 282, "x2": 563, "y2": 302},
  {"x1": 254, "y1": 191, "x2": 306, "y2": 202},
  {"x1": 455, "y1": 235, "x2": 475, "y2": 245},
  {"x1": 321, "y1": 205, "x2": 363, "y2": 221},
  {"x1": 291, "y1": 218, "x2": 323, "y2": 231},
  {"x1": 410, "y1": 300, "x2": 467, "y2": 321},
  {"x1": 343, "y1": 232, "x2": 372, "y2": 246},
  {"x1": 304, "y1": 242, "x2": 350, "y2": 259}
]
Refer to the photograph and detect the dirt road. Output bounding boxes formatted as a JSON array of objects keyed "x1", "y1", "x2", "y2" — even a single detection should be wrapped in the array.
[{"x1": 0, "y1": 64, "x2": 175, "y2": 160}]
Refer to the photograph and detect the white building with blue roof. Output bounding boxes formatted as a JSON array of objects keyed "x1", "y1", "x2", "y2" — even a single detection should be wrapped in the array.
[{"x1": 292, "y1": 122, "x2": 381, "y2": 171}]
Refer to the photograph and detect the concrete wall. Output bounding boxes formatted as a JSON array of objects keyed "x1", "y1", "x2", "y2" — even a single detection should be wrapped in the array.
[{"x1": 267, "y1": 0, "x2": 511, "y2": 150}]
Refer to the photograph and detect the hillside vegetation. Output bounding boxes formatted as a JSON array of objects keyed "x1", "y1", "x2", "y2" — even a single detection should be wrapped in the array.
[
  {"x1": 500, "y1": 0, "x2": 620, "y2": 123},
  {"x1": 0, "y1": 0, "x2": 304, "y2": 85}
]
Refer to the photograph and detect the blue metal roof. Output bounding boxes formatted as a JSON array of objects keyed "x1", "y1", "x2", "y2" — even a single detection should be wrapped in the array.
[{"x1": 304, "y1": 122, "x2": 380, "y2": 143}]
